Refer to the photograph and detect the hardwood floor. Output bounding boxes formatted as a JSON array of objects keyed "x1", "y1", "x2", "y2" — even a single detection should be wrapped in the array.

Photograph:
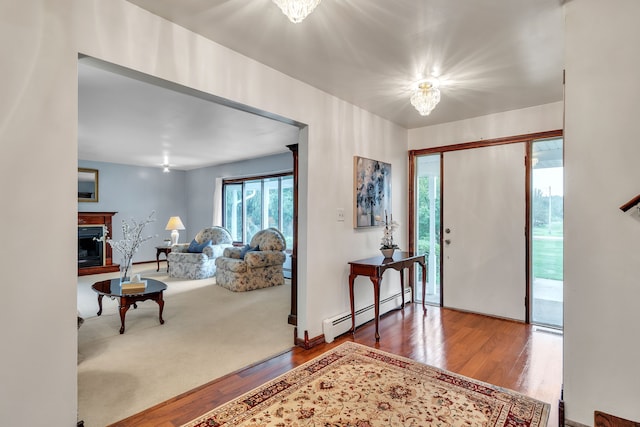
[{"x1": 108, "y1": 304, "x2": 563, "y2": 427}]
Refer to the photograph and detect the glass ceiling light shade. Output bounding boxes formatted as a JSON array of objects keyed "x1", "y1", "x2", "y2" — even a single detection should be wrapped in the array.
[
  {"x1": 410, "y1": 77, "x2": 441, "y2": 116},
  {"x1": 272, "y1": 0, "x2": 322, "y2": 23}
]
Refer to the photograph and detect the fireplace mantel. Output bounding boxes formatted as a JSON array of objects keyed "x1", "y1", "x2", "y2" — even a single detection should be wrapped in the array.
[{"x1": 78, "y1": 212, "x2": 119, "y2": 276}]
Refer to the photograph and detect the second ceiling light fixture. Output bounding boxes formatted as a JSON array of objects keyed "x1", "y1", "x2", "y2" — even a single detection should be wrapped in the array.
[
  {"x1": 272, "y1": 1, "x2": 443, "y2": 116},
  {"x1": 272, "y1": 0, "x2": 322, "y2": 23},
  {"x1": 410, "y1": 77, "x2": 441, "y2": 116}
]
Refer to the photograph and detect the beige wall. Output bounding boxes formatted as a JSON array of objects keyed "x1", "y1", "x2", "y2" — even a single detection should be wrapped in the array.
[
  {"x1": 75, "y1": 0, "x2": 408, "y2": 340},
  {"x1": 564, "y1": 0, "x2": 640, "y2": 424},
  {"x1": 0, "y1": 1, "x2": 77, "y2": 425},
  {"x1": 6, "y1": 1, "x2": 639, "y2": 425},
  {"x1": 408, "y1": 102, "x2": 563, "y2": 149},
  {"x1": 1, "y1": 1, "x2": 406, "y2": 424}
]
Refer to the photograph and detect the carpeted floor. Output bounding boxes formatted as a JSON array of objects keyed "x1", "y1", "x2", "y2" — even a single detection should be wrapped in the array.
[
  {"x1": 77, "y1": 264, "x2": 294, "y2": 427},
  {"x1": 182, "y1": 341, "x2": 550, "y2": 427}
]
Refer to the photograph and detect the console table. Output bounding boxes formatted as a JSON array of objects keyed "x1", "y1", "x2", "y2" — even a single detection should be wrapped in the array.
[{"x1": 348, "y1": 252, "x2": 427, "y2": 342}]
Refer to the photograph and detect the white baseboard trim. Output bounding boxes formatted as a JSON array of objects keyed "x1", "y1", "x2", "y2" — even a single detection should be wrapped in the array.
[
  {"x1": 565, "y1": 419, "x2": 589, "y2": 427},
  {"x1": 322, "y1": 287, "x2": 412, "y2": 343}
]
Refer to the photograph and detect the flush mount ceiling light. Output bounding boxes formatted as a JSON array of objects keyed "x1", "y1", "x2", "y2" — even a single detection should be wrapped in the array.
[
  {"x1": 410, "y1": 77, "x2": 441, "y2": 116},
  {"x1": 272, "y1": 0, "x2": 322, "y2": 23}
]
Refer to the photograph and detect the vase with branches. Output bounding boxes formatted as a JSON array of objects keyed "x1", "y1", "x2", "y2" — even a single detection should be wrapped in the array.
[{"x1": 106, "y1": 211, "x2": 156, "y2": 282}]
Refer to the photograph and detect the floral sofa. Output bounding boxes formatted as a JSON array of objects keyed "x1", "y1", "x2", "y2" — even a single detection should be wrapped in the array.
[
  {"x1": 168, "y1": 226, "x2": 234, "y2": 280},
  {"x1": 215, "y1": 228, "x2": 286, "y2": 292}
]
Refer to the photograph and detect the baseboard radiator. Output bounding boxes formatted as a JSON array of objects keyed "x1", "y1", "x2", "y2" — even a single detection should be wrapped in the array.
[{"x1": 323, "y1": 287, "x2": 412, "y2": 343}]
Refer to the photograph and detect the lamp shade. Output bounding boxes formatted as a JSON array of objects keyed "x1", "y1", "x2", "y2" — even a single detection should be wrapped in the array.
[{"x1": 165, "y1": 216, "x2": 185, "y2": 231}]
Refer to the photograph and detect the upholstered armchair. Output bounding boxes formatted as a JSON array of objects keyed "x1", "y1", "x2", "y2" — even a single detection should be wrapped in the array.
[
  {"x1": 215, "y1": 228, "x2": 287, "y2": 292},
  {"x1": 168, "y1": 226, "x2": 234, "y2": 279}
]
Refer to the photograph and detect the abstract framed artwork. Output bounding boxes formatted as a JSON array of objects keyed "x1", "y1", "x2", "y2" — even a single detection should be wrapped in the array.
[{"x1": 353, "y1": 156, "x2": 391, "y2": 228}]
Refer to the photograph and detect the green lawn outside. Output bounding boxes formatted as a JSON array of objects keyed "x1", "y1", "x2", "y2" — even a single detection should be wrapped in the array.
[
  {"x1": 532, "y1": 237, "x2": 563, "y2": 281},
  {"x1": 532, "y1": 222, "x2": 563, "y2": 237}
]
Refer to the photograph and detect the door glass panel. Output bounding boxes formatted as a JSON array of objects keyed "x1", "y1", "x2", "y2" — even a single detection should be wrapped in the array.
[
  {"x1": 531, "y1": 138, "x2": 564, "y2": 328},
  {"x1": 415, "y1": 154, "x2": 441, "y2": 305}
]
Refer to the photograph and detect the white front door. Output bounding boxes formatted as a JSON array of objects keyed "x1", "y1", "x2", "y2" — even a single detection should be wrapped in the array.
[{"x1": 442, "y1": 143, "x2": 526, "y2": 321}]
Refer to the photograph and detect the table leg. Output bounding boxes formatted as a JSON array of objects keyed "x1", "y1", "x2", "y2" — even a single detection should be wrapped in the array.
[
  {"x1": 119, "y1": 302, "x2": 129, "y2": 334},
  {"x1": 420, "y1": 260, "x2": 427, "y2": 313},
  {"x1": 349, "y1": 273, "x2": 357, "y2": 334},
  {"x1": 156, "y1": 249, "x2": 161, "y2": 272},
  {"x1": 400, "y1": 269, "x2": 405, "y2": 309},
  {"x1": 157, "y1": 292, "x2": 165, "y2": 325},
  {"x1": 96, "y1": 294, "x2": 103, "y2": 316},
  {"x1": 369, "y1": 276, "x2": 381, "y2": 342}
]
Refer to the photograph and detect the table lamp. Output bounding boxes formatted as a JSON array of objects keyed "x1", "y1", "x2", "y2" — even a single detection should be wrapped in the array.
[{"x1": 165, "y1": 216, "x2": 185, "y2": 246}]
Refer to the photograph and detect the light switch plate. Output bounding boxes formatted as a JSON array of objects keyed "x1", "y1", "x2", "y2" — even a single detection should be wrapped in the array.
[{"x1": 337, "y1": 208, "x2": 345, "y2": 222}]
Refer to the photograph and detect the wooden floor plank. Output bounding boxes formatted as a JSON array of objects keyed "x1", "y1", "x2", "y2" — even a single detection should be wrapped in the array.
[{"x1": 106, "y1": 304, "x2": 563, "y2": 427}]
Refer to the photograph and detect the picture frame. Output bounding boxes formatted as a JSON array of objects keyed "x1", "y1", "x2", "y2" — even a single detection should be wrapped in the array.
[
  {"x1": 78, "y1": 168, "x2": 99, "y2": 202},
  {"x1": 353, "y1": 156, "x2": 391, "y2": 228}
]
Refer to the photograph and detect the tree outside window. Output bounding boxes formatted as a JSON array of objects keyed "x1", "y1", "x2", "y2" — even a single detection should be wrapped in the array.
[{"x1": 223, "y1": 174, "x2": 293, "y2": 248}]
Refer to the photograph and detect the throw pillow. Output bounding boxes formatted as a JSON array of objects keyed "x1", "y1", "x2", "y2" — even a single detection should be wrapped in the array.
[
  {"x1": 240, "y1": 244, "x2": 260, "y2": 259},
  {"x1": 187, "y1": 239, "x2": 213, "y2": 253},
  {"x1": 239, "y1": 244, "x2": 252, "y2": 259}
]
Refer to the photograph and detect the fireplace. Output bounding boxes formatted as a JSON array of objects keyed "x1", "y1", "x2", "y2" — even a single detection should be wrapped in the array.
[
  {"x1": 78, "y1": 226, "x2": 104, "y2": 268},
  {"x1": 78, "y1": 212, "x2": 119, "y2": 276}
]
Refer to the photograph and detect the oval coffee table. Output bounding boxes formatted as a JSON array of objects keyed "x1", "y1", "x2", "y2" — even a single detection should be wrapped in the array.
[{"x1": 91, "y1": 278, "x2": 167, "y2": 334}]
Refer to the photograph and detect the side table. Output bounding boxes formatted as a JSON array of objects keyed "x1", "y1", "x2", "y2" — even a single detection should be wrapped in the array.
[{"x1": 156, "y1": 246, "x2": 172, "y2": 272}]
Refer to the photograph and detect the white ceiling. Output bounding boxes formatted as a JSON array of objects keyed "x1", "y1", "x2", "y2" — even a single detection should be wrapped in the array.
[
  {"x1": 78, "y1": 59, "x2": 301, "y2": 170},
  {"x1": 79, "y1": 0, "x2": 564, "y2": 170}
]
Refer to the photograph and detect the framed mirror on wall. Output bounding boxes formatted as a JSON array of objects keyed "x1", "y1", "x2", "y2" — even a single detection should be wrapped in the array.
[{"x1": 78, "y1": 168, "x2": 99, "y2": 202}]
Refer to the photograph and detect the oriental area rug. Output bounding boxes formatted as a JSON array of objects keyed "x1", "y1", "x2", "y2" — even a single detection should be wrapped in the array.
[{"x1": 182, "y1": 341, "x2": 549, "y2": 427}]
